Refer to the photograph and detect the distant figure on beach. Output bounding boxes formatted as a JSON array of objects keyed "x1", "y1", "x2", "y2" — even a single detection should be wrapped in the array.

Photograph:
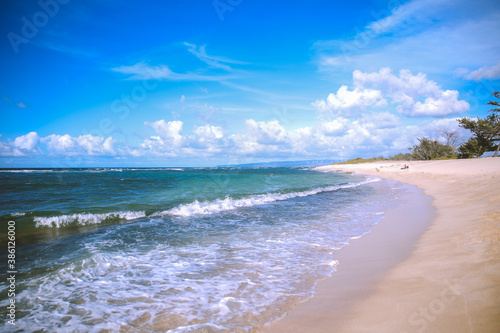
[{"x1": 401, "y1": 164, "x2": 409, "y2": 170}]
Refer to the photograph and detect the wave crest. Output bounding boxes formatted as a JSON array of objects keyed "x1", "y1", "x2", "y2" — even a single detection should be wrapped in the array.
[
  {"x1": 33, "y1": 178, "x2": 379, "y2": 227},
  {"x1": 153, "y1": 179, "x2": 378, "y2": 217},
  {"x1": 34, "y1": 211, "x2": 146, "y2": 228}
]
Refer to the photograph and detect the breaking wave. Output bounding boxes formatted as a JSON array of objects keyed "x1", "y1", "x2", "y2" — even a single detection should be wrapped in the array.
[
  {"x1": 34, "y1": 211, "x2": 146, "y2": 228},
  {"x1": 33, "y1": 178, "x2": 379, "y2": 228},
  {"x1": 153, "y1": 179, "x2": 379, "y2": 217}
]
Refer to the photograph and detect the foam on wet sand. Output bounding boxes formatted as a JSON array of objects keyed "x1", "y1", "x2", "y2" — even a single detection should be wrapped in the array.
[{"x1": 267, "y1": 158, "x2": 500, "y2": 333}]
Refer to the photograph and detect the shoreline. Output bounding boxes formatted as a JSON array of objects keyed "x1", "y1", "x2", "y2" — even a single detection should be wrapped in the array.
[{"x1": 266, "y1": 158, "x2": 500, "y2": 332}]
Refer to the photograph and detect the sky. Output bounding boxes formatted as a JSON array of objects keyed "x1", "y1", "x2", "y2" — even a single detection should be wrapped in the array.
[{"x1": 0, "y1": 0, "x2": 499, "y2": 167}]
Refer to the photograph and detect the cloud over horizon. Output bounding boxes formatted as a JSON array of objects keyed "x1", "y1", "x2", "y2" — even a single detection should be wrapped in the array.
[
  {"x1": 1, "y1": 0, "x2": 498, "y2": 167},
  {"x1": 313, "y1": 68, "x2": 469, "y2": 118}
]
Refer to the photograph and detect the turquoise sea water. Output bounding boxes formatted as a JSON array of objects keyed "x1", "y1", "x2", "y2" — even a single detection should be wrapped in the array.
[{"x1": 0, "y1": 167, "x2": 401, "y2": 332}]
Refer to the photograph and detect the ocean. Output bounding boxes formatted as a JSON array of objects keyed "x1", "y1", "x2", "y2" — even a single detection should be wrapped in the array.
[{"x1": 0, "y1": 167, "x2": 403, "y2": 332}]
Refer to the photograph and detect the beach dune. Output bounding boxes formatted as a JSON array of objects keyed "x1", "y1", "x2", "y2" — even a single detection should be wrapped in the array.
[{"x1": 267, "y1": 158, "x2": 500, "y2": 333}]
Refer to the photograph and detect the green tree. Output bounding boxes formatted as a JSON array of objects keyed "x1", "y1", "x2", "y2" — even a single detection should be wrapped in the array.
[
  {"x1": 409, "y1": 137, "x2": 455, "y2": 160},
  {"x1": 488, "y1": 91, "x2": 500, "y2": 112},
  {"x1": 458, "y1": 116, "x2": 497, "y2": 157},
  {"x1": 488, "y1": 91, "x2": 500, "y2": 156},
  {"x1": 458, "y1": 91, "x2": 500, "y2": 157},
  {"x1": 458, "y1": 137, "x2": 494, "y2": 158}
]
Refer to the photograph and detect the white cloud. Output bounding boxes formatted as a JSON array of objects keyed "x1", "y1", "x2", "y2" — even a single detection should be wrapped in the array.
[
  {"x1": 102, "y1": 137, "x2": 115, "y2": 154},
  {"x1": 367, "y1": 0, "x2": 447, "y2": 35},
  {"x1": 312, "y1": 85, "x2": 387, "y2": 117},
  {"x1": 360, "y1": 112, "x2": 401, "y2": 129},
  {"x1": 192, "y1": 124, "x2": 225, "y2": 151},
  {"x1": 321, "y1": 118, "x2": 349, "y2": 136},
  {"x1": 316, "y1": 4, "x2": 500, "y2": 78},
  {"x1": 111, "y1": 62, "x2": 234, "y2": 81},
  {"x1": 245, "y1": 119, "x2": 288, "y2": 145},
  {"x1": 0, "y1": 133, "x2": 116, "y2": 157},
  {"x1": 145, "y1": 120, "x2": 185, "y2": 147},
  {"x1": 184, "y1": 43, "x2": 246, "y2": 71},
  {"x1": 0, "y1": 116, "x2": 468, "y2": 162},
  {"x1": 140, "y1": 136, "x2": 170, "y2": 156},
  {"x1": 456, "y1": 61, "x2": 500, "y2": 81},
  {"x1": 356, "y1": 68, "x2": 469, "y2": 116},
  {"x1": 42, "y1": 134, "x2": 77, "y2": 154},
  {"x1": 411, "y1": 90, "x2": 469, "y2": 117},
  {"x1": 194, "y1": 124, "x2": 224, "y2": 140},
  {"x1": 315, "y1": 68, "x2": 469, "y2": 118},
  {"x1": 111, "y1": 62, "x2": 173, "y2": 80},
  {"x1": 227, "y1": 120, "x2": 291, "y2": 157},
  {"x1": 141, "y1": 120, "x2": 222, "y2": 156},
  {"x1": 77, "y1": 135, "x2": 116, "y2": 155},
  {"x1": 287, "y1": 117, "x2": 402, "y2": 158},
  {"x1": 12, "y1": 132, "x2": 40, "y2": 155}
]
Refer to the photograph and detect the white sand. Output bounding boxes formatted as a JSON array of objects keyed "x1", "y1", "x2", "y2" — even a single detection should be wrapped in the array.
[{"x1": 267, "y1": 158, "x2": 500, "y2": 332}]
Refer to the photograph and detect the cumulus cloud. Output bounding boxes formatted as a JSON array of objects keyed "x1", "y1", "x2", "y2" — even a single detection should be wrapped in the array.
[
  {"x1": 360, "y1": 112, "x2": 401, "y2": 129},
  {"x1": 0, "y1": 133, "x2": 116, "y2": 157},
  {"x1": 411, "y1": 90, "x2": 469, "y2": 117},
  {"x1": 145, "y1": 120, "x2": 185, "y2": 147},
  {"x1": 194, "y1": 124, "x2": 223, "y2": 140},
  {"x1": 312, "y1": 85, "x2": 387, "y2": 117},
  {"x1": 0, "y1": 113, "x2": 467, "y2": 162},
  {"x1": 314, "y1": 68, "x2": 469, "y2": 118},
  {"x1": 227, "y1": 120, "x2": 292, "y2": 157},
  {"x1": 43, "y1": 134, "x2": 115, "y2": 156},
  {"x1": 42, "y1": 134, "x2": 77, "y2": 154},
  {"x1": 456, "y1": 61, "x2": 500, "y2": 81},
  {"x1": 245, "y1": 120, "x2": 288, "y2": 145},
  {"x1": 354, "y1": 68, "x2": 469, "y2": 116},
  {"x1": 12, "y1": 132, "x2": 40, "y2": 156},
  {"x1": 140, "y1": 121, "x2": 227, "y2": 156},
  {"x1": 141, "y1": 120, "x2": 187, "y2": 156},
  {"x1": 77, "y1": 135, "x2": 116, "y2": 155},
  {"x1": 13, "y1": 132, "x2": 39, "y2": 151},
  {"x1": 320, "y1": 118, "x2": 349, "y2": 136},
  {"x1": 193, "y1": 124, "x2": 224, "y2": 149}
]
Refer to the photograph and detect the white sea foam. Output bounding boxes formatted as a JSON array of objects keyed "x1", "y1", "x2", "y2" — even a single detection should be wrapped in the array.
[
  {"x1": 32, "y1": 179, "x2": 377, "y2": 228},
  {"x1": 10, "y1": 212, "x2": 27, "y2": 216},
  {"x1": 34, "y1": 211, "x2": 146, "y2": 228},
  {"x1": 153, "y1": 179, "x2": 378, "y2": 217},
  {"x1": 90, "y1": 168, "x2": 123, "y2": 172},
  {"x1": 1, "y1": 177, "x2": 402, "y2": 332}
]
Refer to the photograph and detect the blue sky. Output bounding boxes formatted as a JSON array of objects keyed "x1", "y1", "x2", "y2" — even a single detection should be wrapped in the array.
[{"x1": 1, "y1": 0, "x2": 499, "y2": 167}]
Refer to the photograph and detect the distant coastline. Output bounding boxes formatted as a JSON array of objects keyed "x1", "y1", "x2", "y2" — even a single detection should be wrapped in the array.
[{"x1": 217, "y1": 159, "x2": 338, "y2": 168}]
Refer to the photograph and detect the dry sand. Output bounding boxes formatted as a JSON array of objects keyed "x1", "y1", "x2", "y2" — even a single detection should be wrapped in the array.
[{"x1": 266, "y1": 158, "x2": 500, "y2": 333}]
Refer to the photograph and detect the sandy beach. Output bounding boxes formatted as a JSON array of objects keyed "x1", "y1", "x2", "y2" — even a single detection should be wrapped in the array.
[{"x1": 267, "y1": 158, "x2": 500, "y2": 332}]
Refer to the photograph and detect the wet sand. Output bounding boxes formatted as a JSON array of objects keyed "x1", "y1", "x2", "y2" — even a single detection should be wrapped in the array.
[{"x1": 266, "y1": 158, "x2": 500, "y2": 332}]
